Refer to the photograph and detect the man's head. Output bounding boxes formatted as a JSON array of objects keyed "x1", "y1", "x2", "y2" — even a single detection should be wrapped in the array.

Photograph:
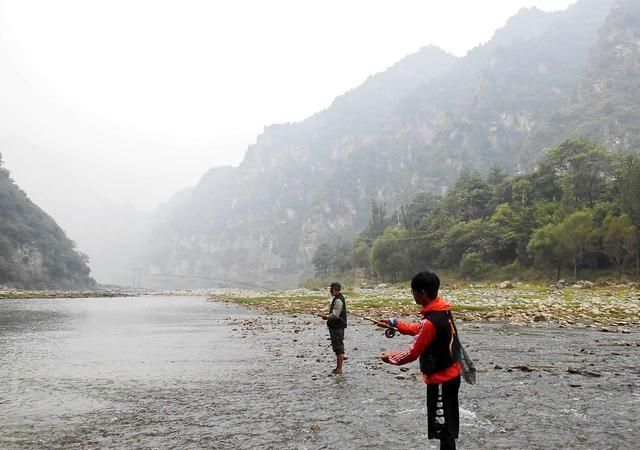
[
  {"x1": 329, "y1": 281, "x2": 341, "y2": 296},
  {"x1": 410, "y1": 271, "x2": 440, "y2": 306}
]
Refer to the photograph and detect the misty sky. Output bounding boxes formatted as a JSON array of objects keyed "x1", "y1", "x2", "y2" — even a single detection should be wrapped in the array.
[{"x1": 0, "y1": 0, "x2": 575, "y2": 211}]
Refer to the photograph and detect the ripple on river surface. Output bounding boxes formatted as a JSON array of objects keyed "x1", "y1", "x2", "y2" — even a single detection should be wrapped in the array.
[{"x1": 1, "y1": 295, "x2": 639, "y2": 449}]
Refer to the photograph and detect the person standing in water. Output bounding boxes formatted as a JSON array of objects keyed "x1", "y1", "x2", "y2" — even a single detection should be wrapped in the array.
[
  {"x1": 321, "y1": 281, "x2": 347, "y2": 375},
  {"x1": 379, "y1": 271, "x2": 461, "y2": 450}
]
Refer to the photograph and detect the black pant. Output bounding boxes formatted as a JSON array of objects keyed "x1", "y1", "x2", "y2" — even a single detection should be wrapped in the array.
[
  {"x1": 328, "y1": 327, "x2": 345, "y2": 354},
  {"x1": 439, "y1": 437, "x2": 456, "y2": 450},
  {"x1": 426, "y1": 375, "x2": 460, "y2": 445}
]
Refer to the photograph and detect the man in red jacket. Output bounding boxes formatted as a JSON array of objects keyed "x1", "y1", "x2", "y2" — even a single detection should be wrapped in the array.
[{"x1": 380, "y1": 271, "x2": 461, "y2": 450}]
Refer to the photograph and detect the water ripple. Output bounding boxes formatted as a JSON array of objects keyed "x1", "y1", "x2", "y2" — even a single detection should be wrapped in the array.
[{"x1": 1, "y1": 296, "x2": 639, "y2": 449}]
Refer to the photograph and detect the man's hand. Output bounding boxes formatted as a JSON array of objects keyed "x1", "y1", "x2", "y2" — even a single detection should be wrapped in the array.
[
  {"x1": 320, "y1": 315, "x2": 328, "y2": 320},
  {"x1": 376, "y1": 318, "x2": 391, "y2": 328},
  {"x1": 379, "y1": 353, "x2": 391, "y2": 363}
]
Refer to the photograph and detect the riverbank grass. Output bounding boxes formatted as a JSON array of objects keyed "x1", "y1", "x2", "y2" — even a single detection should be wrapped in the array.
[{"x1": 216, "y1": 282, "x2": 640, "y2": 329}]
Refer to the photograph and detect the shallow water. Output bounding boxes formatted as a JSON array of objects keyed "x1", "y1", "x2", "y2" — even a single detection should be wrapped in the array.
[{"x1": 1, "y1": 296, "x2": 639, "y2": 449}]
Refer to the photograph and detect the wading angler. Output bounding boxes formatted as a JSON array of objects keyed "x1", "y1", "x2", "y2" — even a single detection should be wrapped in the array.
[
  {"x1": 321, "y1": 281, "x2": 347, "y2": 375},
  {"x1": 380, "y1": 271, "x2": 475, "y2": 450}
]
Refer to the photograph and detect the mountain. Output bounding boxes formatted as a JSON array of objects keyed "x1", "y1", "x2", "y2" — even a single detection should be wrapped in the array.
[
  {"x1": 142, "y1": 46, "x2": 460, "y2": 287},
  {"x1": 408, "y1": 0, "x2": 616, "y2": 176},
  {"x1": 0, "y1": 154, "x2": 95, "y2": 289},
  {"x1": 0, "y1": 136, "x2": 149, "y2": 286},
  {"x1": 523, "y1": 0, "x2": 640, "y2": 161},
  {"x1": 139, "y1": 0, "x2": 634, "y2": 288}
]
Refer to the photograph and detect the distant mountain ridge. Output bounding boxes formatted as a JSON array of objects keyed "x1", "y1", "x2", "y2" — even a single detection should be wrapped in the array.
[
  {"x1": 140, "y1": 0, "x2": 636, "y2": 288},
  {"x1": 523, "y1": 0, "x2": 640, "y2": 159}
]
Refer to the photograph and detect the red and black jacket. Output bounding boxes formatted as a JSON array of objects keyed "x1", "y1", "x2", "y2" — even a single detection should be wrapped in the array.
[{"x1": 387, "y1": 296, "x2": 461, "y2": 384}]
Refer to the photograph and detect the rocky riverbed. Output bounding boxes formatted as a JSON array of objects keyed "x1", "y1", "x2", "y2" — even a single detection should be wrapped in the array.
[
  {"x1": 5, "y1": 281, "x2": 638, "y2": 331},
  {"x1": 213, "y1": 281, "x2": 640, "y2": 330},
  {"x1": 218, "y1": 307, "x2": 640, "y2": 449},
  {"x1": 214, "y1": 285, "x2": 640, "y2": 449}
]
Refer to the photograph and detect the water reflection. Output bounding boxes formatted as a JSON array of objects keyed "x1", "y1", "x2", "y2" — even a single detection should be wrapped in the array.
[{"x1": 1, "y1": 296, "x2": 262, "y2": 450}]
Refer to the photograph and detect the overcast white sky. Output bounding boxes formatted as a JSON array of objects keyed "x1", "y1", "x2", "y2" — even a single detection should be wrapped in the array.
[{"x1": 0, "y1": 0, "x2": 576, "y2": 210}]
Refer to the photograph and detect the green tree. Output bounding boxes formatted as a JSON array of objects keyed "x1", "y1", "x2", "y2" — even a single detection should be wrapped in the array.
[
  {"x1": 365, "y1": 200, "x2": 388, "y2": 240},
  {"x1": 443, "y1": 172, "x2": 492, "y2": 221},
  {"x1": 437, "y1": 219, "x2": 485, "y2": 268},
  {"x1": 538, "y1": 139, "x2": 614, "y2": 210},
  {"x1": 400, "y1": 192, "x2": 441, "y2": 233},
  {"x1": 614, "y1": 154, "x2": 640, "y2": 276},
  {"x1": 459, "y1": 251, "x2": 494, "y2": 280},
  {"x1": 332, "y1": 241, "x2": 353, "y2": 274},
  {"x1": 527, "y1": 223, "x2": 565, "y2": 280},
  {"x1": 370, "y1": 227, "x2": 411, "y2": 282},
  {"x1": 486, "y1": 165, "x2": 509, "y2": 186},
  {"x1": 399, "y1": 193, "x2": 445, "y2": 270},
  {"x1": 485, "y1": 203, "x2": 527, "y2": 264},
  {"x1": 555, "y1": 210, "x2": 595, "y2": 279},
  {"x1": 348, "y1": 240, "x2": 371, "y2": 270},
  {"x1": 601, "y1": 212, "x2": 637, "y2": 278},
  {"x1": 512, "y1": 178, "x2": 532, "y2": 207}
]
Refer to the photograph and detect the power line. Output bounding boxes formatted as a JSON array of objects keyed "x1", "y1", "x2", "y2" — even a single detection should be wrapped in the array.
[{"x1": 362, "y1": 232, "x2": 435, "y2": 243}]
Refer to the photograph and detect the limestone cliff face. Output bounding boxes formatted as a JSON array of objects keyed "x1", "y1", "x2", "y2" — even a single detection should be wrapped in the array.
[
  {"x1": 141, "y1": 0, "x2": 636, "y2": 288},
  {"x1": 523, "y1": 0, "x2": 640, "y2": 160},
  {"x1": 143, "y1": 47, "x2": 460, "y2": 287}
]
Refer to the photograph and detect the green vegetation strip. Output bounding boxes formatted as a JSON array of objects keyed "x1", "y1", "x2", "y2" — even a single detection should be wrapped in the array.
[{"x1": 219, "y1": 285, "x2": 640, "y2": 328}]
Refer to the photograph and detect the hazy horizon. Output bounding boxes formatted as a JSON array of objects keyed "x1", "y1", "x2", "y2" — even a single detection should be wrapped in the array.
[{"x1": 1, "y1": 0, "x2": 575, "y2": 213}]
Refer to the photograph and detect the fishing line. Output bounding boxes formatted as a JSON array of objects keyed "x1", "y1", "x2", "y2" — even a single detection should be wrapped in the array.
[{"x1": 316, "y1": 311, "x2": 398, "y2": 338}]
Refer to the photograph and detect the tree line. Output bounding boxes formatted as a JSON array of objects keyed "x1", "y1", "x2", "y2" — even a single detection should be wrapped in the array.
[{"x1": 312, "y1": 139, "x2": 640, "y2": 282}]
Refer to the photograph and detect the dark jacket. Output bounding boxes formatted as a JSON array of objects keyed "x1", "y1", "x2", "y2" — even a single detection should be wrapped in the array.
[
  {"x1": 419, "y1": 310, "x2": 458, "y2": 375},
  {"x1": 387, "y1": 297, "x2": 461, "y2": 384},
  {"x1": 327, "y1": 294, "x2": 347, "y2": 329}
]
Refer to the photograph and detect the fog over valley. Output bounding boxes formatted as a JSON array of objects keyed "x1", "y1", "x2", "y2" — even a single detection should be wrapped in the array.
[
  {"x1": 4, "y1": 4, "x2": 640, "y2": 449},
  {"x1": 4, "y1": 0, "x2": 636, "y2": 288}
]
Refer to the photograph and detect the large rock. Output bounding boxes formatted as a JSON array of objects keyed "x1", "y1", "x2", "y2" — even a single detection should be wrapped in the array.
[{"x1": 499, "y1": 281, "x2": 514, "y2": 289}]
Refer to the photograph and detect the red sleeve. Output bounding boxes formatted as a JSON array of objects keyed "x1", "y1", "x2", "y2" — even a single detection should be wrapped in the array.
[
  {"x1": 388, "y1": 319, "x2": 435, "y2": 366},
  {"x1": 396, "y1": 320, "x2": 421, "y2": 336}
]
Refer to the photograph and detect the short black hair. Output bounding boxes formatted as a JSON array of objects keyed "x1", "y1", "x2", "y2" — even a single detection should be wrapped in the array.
[
  {"x1": 330, "y1": 282, "x2": 341, "y2": 291},
  {"x1": 410, "y1": 271, "x2": 440, "y2": 300}
]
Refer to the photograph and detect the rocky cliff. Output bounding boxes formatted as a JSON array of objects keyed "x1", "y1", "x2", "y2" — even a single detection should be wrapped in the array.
[{"x1": 141, "y1": 0, "x2": 638, "y2": 288}]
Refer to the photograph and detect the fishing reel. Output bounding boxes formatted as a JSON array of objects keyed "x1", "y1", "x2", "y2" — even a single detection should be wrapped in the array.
[
  {"x1": 349, "y1": 311, "x2": 397, "y2": 338},
  {"x1": 384, "y1": 327, "x2": 396, "y2": 338}
]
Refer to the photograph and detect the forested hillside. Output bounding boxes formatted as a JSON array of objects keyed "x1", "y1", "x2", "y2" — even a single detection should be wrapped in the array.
[
  {"x1": 0, "y1": 154, "x2": 95, "y2": 289},
  {"x1": 316, "y1": 140, "x2": 639, "y2": 282},
  {"x1": 140, "y1": 0, "x2": 638, "y2": 288}
]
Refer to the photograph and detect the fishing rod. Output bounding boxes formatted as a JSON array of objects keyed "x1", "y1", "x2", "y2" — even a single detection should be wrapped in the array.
[
  {"x1": 348, "y1": 311, "x2": 399, "y2": 338},
  {"x1": 317, "y1": 311, "x2": 398, "y2": 338}
]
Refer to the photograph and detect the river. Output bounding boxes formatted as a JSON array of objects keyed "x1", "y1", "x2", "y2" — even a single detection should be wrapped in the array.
[{"x1": 1, "y1": 295, "x2": 639, "y2": 449}]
